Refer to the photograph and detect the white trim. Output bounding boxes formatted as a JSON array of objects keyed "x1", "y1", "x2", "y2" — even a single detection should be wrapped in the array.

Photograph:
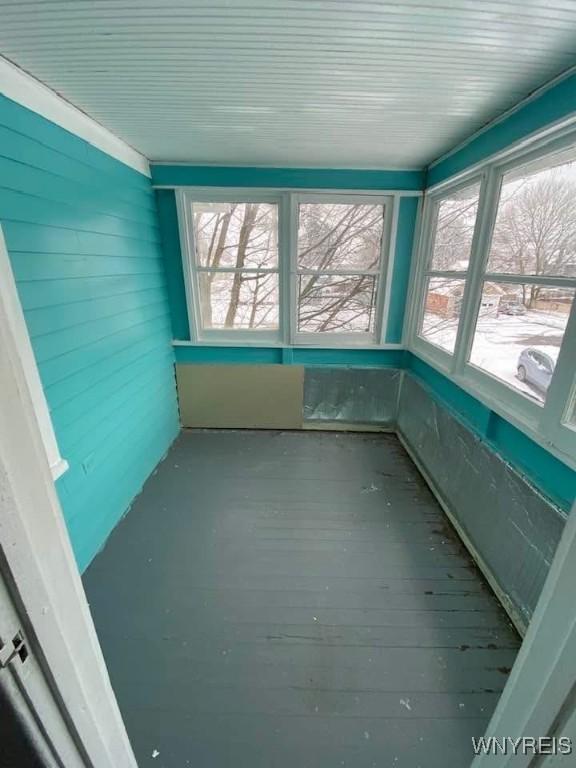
[
  {"x1": 379, "y1": 194, "x2": 400, "y2": 343},
  {"x1": 172, "y1": 340, "x2": 404, "y2": 350},
  {"x1": 0, "y1": 227, "x2": 68, "y2": 481},
  {"x1": 401, "y1": 196, "x2": 424, "y2": 346},
  {"x1": 180, "y1": 190, "x2": 283, "y2": 345},
  {"x1": 291, "y1": 191, "x2": 394, "y2": 346},
  {"x1": 428, "y1": 63, "x2": 576, "y2": 171},
  {"x1": 0, "y1": 56, "x2": 149, "y2": 177}
]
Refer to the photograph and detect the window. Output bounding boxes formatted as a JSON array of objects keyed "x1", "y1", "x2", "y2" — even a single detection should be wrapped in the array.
[
  {"x1": 468, "y1": 149, "x2": 576, "y2": 406},
  {"x1": 417, "y1": 182, "x2": 481, "y2": 353},
  {"x1": 189, "y1": 200, "x2": 280, "y2": 338},
  {"x1": 179, "y1": 191, "x2": 393, "y2": 346},
  {"x1": 469, "y1": 282, "x2": 574, "y2": 405},
  {"x1": 295, "y1": 199, "x2": 387, "y2": 342},
  {"x1": 410, "y1": 136, "x2": 576, "y2": 465}
]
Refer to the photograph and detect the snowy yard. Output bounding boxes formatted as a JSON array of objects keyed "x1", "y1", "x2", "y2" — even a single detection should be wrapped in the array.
[{"x1": 422, "y1": 307, "x2": 570, "y2": 404}]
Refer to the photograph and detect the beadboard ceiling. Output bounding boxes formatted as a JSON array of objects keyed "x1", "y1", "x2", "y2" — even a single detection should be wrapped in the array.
[{"x1": 1, "y1": 0, "x2": 576, "y2": 168}]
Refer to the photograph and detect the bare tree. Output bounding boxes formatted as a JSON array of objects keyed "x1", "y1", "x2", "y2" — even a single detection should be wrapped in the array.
[
  {"x1": 489, "y1": 175, "x2": 576, "y2": 306},
  {"x1": 195, "y1": 201, "x2": 385, "y2": 332},
  {"x1": 431, "y1": 195, "x2": 479, "y2": 271},
  {"x1": 297, "y1": 204, "x2": 383, "y2": 332}
]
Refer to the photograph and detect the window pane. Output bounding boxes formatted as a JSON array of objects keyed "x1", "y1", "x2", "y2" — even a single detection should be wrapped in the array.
[
  {"x1": 419, "y1": 278, "x2": 465, "y2": 353},
  {"x1": 298, "y1": 203, "x2": 384, "y2": 271},
  {"x1": 469, "y1": 282, "x2": 574, "y2": 404},
  {"x1": 192, "y1": 202, "x2": 278, "y2": 269},
  {"x1": 298, "y1": 274, "x2": 377, "y2": 333},
  {"x1": 198, "y1": 271, "x2": 279, "y2": 330},
  {"x1": 487, "y1": 150, "x2": 576, "y2": 277},
  {"x1": 430, "y1": 183, "x2": 480, "y2": 271}
]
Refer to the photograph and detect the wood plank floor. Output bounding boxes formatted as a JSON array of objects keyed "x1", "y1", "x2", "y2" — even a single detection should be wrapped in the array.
[{"x1": 83, "y1": 430, "x2": 520, "y2": 768}]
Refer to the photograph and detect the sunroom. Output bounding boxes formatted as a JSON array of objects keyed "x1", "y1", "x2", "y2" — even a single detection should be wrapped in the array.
[{"x1": 0, "y1": 3, "x2": 575, "y2": 768}]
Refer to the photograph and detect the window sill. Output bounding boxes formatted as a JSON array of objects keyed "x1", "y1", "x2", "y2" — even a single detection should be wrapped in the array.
[
  {"x1": 173, "y1": 339, "x2": 404, "y2": 351},
  {"x1": 50, "y1": 457, "x2": 69, "y2": 481}
]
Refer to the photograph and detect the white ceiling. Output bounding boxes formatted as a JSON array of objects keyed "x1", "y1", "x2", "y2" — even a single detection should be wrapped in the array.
[{"x1": 1, "y1": 0, "x2": 576, "y2": 169}]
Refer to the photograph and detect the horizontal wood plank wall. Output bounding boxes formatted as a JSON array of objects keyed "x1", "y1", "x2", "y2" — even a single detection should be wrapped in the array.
[{"x1": 0, "y1": 94, "x2": 179, "y2": 571}]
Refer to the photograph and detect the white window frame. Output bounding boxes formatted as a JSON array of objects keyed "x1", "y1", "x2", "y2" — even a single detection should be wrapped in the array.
[
  {"x1": 407, "y1": 129, "x2": 576, "y2": 469},
  {"x1": 0, "y1": 225, "x2": 68, "y2": 480},
  {"x1": 177, "y1": 188, "x2": 284, "y2": 346},
  {"x1": 177, "y1": 188, "x2": 396, "y2": 349},
  {"x1": 410, "y1": 174, "x2": 485, "y2": 363}
]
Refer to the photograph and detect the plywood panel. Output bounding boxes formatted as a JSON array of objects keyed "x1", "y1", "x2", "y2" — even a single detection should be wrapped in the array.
[{"x1": 176, "y1": 364, "x2": 304, "y2": 429}]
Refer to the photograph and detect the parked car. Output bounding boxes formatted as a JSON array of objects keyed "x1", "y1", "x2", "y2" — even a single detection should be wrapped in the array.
[
  {"x1": 517, "y1": 348, "x2": 555, "y2": 392},
  {"x1": 499, "y1": 301, "x2": 526, "y2": 316}
]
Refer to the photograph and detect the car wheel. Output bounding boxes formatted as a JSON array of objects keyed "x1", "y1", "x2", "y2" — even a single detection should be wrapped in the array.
[{"x1": 517, "y1": 364, "x2": 527, "y2": 382}]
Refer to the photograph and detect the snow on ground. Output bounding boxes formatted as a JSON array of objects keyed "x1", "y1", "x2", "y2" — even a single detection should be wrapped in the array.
[{"x1": 422, "y1": 309, "x2": 569, "y2": 404}]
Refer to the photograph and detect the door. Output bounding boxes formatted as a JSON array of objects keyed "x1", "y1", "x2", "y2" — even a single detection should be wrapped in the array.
[{"x1": 0, "y1": 569, "x2": 83, "y2": 767}]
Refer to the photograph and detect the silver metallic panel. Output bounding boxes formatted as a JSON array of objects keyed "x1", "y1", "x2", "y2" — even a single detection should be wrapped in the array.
[
  {"x1": 397, "y1": 373, "x2": 565, "y2": 630},
  {"x1": 303, "y1": 367, "x2": 400, "y2": 426}
]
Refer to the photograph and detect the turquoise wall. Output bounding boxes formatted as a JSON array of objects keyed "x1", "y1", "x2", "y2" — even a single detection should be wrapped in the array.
[
  {"x1": 153, "y1": 166, "x2": 421, "y2": 351},
  {"x1": 0, "y1": 95, "x2": 180, "y2": 571},
  {"x1": 427, "y1": 71, "x2": 576, "y2": 187},
  {"x1": 151, "y1": 164, "x2": 424, "y2": 190},
  {"x1": 175, "y1": 345, "x2": 404, "y2": 367}
]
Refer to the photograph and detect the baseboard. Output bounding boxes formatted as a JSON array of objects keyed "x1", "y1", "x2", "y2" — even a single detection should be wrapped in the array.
[{"x1": 302, "y1": 421, "x2": 393, "y2": 433}]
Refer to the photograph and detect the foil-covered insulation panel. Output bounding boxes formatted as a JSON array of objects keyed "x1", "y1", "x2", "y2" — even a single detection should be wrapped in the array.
[
  {"x1": 397, "y1": 373, "x2": 565, "y2": 630},
  {"x1": 303, "y1": 367, "x2": 401, "y2": 426}
]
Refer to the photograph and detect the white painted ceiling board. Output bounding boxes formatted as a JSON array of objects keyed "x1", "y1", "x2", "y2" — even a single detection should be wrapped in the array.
[{"x1": 1, "y1": 0, "x2": 576, "y2": 168}]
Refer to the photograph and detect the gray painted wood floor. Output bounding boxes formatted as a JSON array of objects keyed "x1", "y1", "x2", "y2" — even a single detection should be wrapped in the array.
[{"x1": 83, "y1": 430, "x2": 520, "y2": 768}]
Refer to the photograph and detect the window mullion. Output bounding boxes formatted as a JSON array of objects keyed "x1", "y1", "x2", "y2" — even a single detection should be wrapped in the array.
[
  {"x1": 452, "y1": 168, "x2": 501, "y2": 377},
  {"x1": 482, "y1": 273, "x2": 576, "y2": 288},
  {"x1": 197, "y1": 267, "x2": 279, "y2": 275},
  {"x1": 286, "y1": 192, "x2": 298, "y2": 345},
  {"x1": 177, "y1": 190, "x2": 201, "y2": 342},
  {"x1": 407, "y1": 196, "x2": 434, "y2": 345},
  {"x1": 539, "y1": 297, "x2": 576, "y2": 439}
]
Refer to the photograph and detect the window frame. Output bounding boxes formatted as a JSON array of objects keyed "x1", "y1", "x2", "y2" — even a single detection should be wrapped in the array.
[
  {"x1": 292, "y1": 192, "x2": 393, "y2": 347},
  {"x1": 178, "y1": 189, "x2": 284, "y2": 345},
  {"x1": 407, "y1": 131, "x2": 576, "y2": 468},
  {"x1": 177, "y1": 188, "x2": 396, "y2": 349},
  {"x1": 411, "y1": 174, "x2": 484, "y2": 362}
]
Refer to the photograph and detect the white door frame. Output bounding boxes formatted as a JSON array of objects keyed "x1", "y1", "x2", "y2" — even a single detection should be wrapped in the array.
[
  {"x1": 472, "y1": 500, "x2": 576, "y2": 766},
  {"x1": 0, "y1": 226, "x2": 136, "y2": 767}
]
